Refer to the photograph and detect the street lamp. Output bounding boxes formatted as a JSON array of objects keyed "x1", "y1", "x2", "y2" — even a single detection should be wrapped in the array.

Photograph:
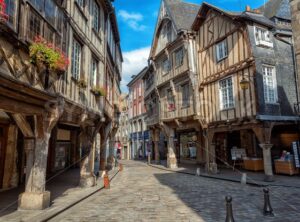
[{"x1": 239, "y1": 77, "x2": 251, "y2": 90}]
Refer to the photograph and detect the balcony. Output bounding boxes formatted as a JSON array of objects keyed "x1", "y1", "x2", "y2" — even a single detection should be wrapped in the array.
[
  {"x1": 160, "y1": 97, "x2": 195, "y2": 121},
  {"x1": 104, "y1": 97, "x2": 114, "y2": 119},
  {"x1": 145, "y1": 113, "x2": 159, "y2": 126}
]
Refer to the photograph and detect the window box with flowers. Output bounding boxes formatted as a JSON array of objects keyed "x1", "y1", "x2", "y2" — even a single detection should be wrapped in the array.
[
  {"x1": 29, "y1": 36, "x2": 69, "y2": 74},
  {"x1": 77, "y1": 78, "x2": 88, "y2": 89},
  {"x1": 91, "y1": 86, "x2": 106, "y2": 97},
  {"x1": 0, "y1": 0, "x2": 8, "y2": 22}
]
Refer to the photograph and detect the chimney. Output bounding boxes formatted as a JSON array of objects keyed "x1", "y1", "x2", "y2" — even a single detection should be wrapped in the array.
[{"x1": 246, "y1": 5, "x2": 251, "y2": 12}]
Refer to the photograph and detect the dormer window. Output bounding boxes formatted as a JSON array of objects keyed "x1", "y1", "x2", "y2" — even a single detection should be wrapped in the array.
[{"x1": 255, "y1": 26, "x2": 273, "y2": 48}]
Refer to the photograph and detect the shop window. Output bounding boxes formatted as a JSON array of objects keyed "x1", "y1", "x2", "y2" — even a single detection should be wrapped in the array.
[
  {"x1": 219, "y1": 77, "x2": 234, "y2": 110},
  {"x1": 263, "y1": 65, "x2": 277, "y2": 104}
]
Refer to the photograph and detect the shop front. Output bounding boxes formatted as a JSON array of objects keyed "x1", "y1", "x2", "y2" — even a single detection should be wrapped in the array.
[{"x1": 178, "y1": 131, "x2": 198, "y2": 164}]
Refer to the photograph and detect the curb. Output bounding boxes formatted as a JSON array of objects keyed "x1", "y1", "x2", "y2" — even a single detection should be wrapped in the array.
[{"x1": 148, "y1": 164, "x2": 267, "y2": 187}]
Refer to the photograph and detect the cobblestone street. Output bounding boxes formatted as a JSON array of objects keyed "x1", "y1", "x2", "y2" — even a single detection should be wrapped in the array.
[{"x1": 50, "y1": 161, "x2": 300, "y2": 222}]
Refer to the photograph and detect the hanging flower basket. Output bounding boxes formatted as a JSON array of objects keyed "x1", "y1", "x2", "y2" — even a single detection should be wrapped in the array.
[
  {"x1": 91, "y1": 86, "x2": 106, "y2": 97},
  {"x1": 77, "y1": 78, "x2": 88, "y2": 89},
  {"x1": 0, "y1": 0, "x2": 8, "y2": 22},
  {"x1": 29, "y1": 36, "x2": 69, "y2": 73}
]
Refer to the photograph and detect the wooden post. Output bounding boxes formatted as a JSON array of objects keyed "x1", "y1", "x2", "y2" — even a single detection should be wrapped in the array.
[
  {"x1": 167, "y1": 128, "x2": 177, "y2": 169},
  {"x1": 154, "y1": 128, "x2": 160, "y2": 164}
]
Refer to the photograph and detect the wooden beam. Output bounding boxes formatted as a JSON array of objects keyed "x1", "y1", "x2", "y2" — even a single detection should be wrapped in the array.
[{"x1": 11, "y1": 114, "x2": 34, "y2": 138}]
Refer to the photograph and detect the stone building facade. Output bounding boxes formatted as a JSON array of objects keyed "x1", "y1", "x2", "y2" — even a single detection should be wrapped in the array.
[{"x1": 0, "y1": 0, "x2": 122, "y2": 210}]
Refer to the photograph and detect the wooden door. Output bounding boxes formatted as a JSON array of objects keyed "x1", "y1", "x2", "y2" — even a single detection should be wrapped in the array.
[{"x1": 0, "y1": 126, "x2": 8, "y2": 189}]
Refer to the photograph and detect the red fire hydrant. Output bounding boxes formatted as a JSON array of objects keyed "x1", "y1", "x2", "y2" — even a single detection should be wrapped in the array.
[{"x1": 103, "y1": 171, "x2": 110, "y2": 189}]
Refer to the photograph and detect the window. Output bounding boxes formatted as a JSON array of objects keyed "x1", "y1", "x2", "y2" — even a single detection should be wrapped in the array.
[
  {"x1": 216, "y1": 39, "x2": 228, "y2": 62},
  {"x1": 182, "y1": 83, "x2": 190, "y2": 107},
  {"x1": 45, "y1": 0, "x2": 56, "y2": 26},
  {"x1": 175, "y1": 47, "x2": 184, "y2": 67},
  {"x1": 71, "y1": 39, "x2": 82, "y2": 79},
  {"x1": 219, "y1": 77, "x2": 234, "y2": 110},
  {"x1": 28, "y1": 10, "x2": 42, "y2": 41},
  {"x1": 262, "y1": 65, "x2": 277, "y2": 103},
  {"x1": 162, "y1": 59, "x2": 171, "y2": 74},
  {"x1": 255, "y1": 26, "x2": 273, "y2": 48},
  {"x1": 5, "y1": 0, "x2": 18, "y2": 29},
  {"x1": 29, "y1": 0, "x2": 45, "y2": 12},
  {"x1": 92, "y1": 1, "x2": 100, "y2": 31},
  {"x1": 90, "y1": 58, "x2": 98, "y2": 86},
  {"x1": 76, "y1": 0, "x2": 84, "y2": 8},
  {"x1": 167, "y1": 89, "x2": 175, "y2": 111}
]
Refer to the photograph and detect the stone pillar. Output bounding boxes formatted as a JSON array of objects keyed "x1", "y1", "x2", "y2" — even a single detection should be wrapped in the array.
[
  {"x1": 154, "y1": 129, "x2": 160, "y2": 164},
  {"x1": 209, "y1": 143, "x2": 218, "y2": 174},
  {"x1": 19, "y1": 134, "x2": 52, "y2": 210},
  {"x1": 23, "y1": 138, "x2": 35, "y2": 192},
  {"x1": 260, "y1": 144, "x2": 274, "y2": 182},
  {"x1": 167, "y1": 128, "x2": 177, "y2": 169}
]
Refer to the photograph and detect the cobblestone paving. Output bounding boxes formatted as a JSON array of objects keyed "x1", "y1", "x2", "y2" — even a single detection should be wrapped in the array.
[{"x1": 52, "y1": 161, "x2": 300, "y2": 222}]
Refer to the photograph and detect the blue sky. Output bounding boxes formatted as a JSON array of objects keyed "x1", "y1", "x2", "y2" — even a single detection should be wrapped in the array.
[{"x1": 113, "y1": 0, "x2": 267, "y2": 92}]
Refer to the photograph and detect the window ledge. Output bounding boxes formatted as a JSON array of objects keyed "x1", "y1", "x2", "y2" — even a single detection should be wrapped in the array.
[
  {"x1": 220, "y1": 107, "x2": 235, "y2": 111},
  {"x1": 217, "y1": 56, "x2": 228, "y2": 63},
  {"x1": 256, "y1": 40, "x2": 273, "y2": 48},
  {"x1": 265, "y1": 102, "x2": 279, "y2": 105}
]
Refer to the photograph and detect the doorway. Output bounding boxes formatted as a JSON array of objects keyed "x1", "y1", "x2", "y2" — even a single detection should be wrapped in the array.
[{"x1": 0, "y1": 126, "x2": 8, "y2": 189}]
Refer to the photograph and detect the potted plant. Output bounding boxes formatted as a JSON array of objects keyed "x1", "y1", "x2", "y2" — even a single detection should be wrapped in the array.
[
  {"x1": 77, "y1": 78, "x2": 88, "y2": 89},
  {"x1": 91, "y1": 86, "x2": 106, "y2": 97},
  {"x1": 0, "y1": 0, "x2": 8, "y2": 22},
  {"x1": 29, "y1": 36, "x2": 69, "y2": 74}
]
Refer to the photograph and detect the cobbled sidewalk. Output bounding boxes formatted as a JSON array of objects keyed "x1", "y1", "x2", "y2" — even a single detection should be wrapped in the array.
[{"x1": 48, "y1": 160, "x2": 300, "y2": 222}]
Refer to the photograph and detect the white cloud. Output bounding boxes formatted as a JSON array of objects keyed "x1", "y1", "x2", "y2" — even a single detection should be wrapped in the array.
[
  {"x1": 118, "y1": 10, "x2": 147, "y2": 31},
  {"x1": 121, "y1": 46, "x2": 151, "y2": 92},
  {"x1": 118, "y1": 10, "x2": 143, "y2": 21}
]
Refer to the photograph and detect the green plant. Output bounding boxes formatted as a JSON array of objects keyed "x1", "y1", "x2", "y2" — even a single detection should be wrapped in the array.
[
  {"x1": 77, "y1": 78, "x2": 88, "y2": 89},
  {"x1": 29, "y1": 36, "x2": 69, "y2": 71},
  {"x1": 91, "y1": 86, "x2": 106, "y2": 96}
]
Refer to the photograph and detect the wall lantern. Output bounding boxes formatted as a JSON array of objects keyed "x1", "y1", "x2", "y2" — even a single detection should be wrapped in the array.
[{"x1": 239, "y1": 77, "x2": 250, "y2": 90}]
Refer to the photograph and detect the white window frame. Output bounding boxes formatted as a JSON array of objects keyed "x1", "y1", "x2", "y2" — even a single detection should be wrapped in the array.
[
  {"x1": 262, "y1": 65, "x2": 278, "y2": 104},
  {"x1": 90, "y1": 58, "x2": 98, "y2": 87},
  {"x1": 254, "y1": 26, "x2": 273, "y2": 48},
  {"x1": 92, "y1": 0, "x2": 100, "y2": 32},
  {"x1": 219, "y1": 76, "x2": 235, "y2": 110},
  {"x1": 216, "y1": 39, "x2": 228, "y2": 62},
  {"x1": 71, "y1": 38, "x2": 81, "y2": 80}
]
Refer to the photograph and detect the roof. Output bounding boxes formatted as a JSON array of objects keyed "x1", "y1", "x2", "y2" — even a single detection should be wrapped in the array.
[
  {"x1": 165, "y1": 0, "x2": 200, "y2": 31},
  {"x1": 257, "y1": 0, "x2": 291, "y2": 20},
  {"x1": 192, "y1": 2, "x2": 275, "y2": 30},
  {"x1": 127, "y1": 67, "x2": 148, "y2": 87}
]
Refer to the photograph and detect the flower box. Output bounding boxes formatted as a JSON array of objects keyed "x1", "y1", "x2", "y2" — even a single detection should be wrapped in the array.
[
  {"x1": 274, "y1": 159, "x2": 299, "y2": 176},
  {"x1": 243, "y1": 158, "x2": 264, "y2": 171}
]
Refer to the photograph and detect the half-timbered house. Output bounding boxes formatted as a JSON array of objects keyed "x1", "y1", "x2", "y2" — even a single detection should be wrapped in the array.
[
  {"x1": 145, "y1": 0, "x2": 201, "y2": 168},
  {"x1": 0, "y1": 0, "x2": 122, "y2": 210},
  {"x1": 192, "y1": 2, "x2": 299, "y2": 180}
]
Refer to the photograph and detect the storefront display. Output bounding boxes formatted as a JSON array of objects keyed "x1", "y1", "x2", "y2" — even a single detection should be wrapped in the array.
[
  {"x1": 274, "y1": 149, "x2": 299, "y2": 175},
  {"x1": 179, "y1": 132, "x2": 196, "y2": 160}
]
